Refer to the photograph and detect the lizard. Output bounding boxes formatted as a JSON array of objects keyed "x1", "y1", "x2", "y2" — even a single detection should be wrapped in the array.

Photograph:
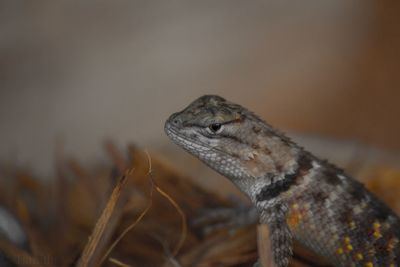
[{"x1": 164, "y1": 95, "x2": 400, "y2": 267}]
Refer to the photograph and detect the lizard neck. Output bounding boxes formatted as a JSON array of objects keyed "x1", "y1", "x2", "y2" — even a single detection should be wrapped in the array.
[
  {"x1": 231, "y1": 123, "x2": 303, "y2": 180},
  {"x1": 254, "y1": 152, "x2": 314, "y2": 202},
  {"x1": 232, "y1": 150, "x2": 315, "y2": 206}
]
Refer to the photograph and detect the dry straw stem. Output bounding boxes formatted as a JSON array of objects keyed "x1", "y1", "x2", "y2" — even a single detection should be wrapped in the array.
[
  {"x1": 108, "y1": 257, "x2": 134, "y2": 267},
  {"x1": 102, "y1": 150, "x2": 188, "y2": 266},
  {"x1": 257, "y1": 224, "x2": 276, "y2": 267},
  {"x1": 155, "y1": 185, "x2": 187, "y2": 256},
  {"x1": 100, "y1": 174, "x2": 154, "y2": 266},
  {"x1": 76, "y1": 169, "x2": 132, "y2": 267},
  {"x1": 145, "y1": 150, "x2": 187, "y2": 257}
]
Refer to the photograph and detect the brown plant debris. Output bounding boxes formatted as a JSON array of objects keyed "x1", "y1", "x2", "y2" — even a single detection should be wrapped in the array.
[{"x1": 0, "y1": 142, "x2": 398, "y2": 267}]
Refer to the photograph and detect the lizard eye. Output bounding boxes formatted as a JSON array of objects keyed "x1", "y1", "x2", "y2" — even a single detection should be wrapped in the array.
[{"x1": 208, "y1": 123, "x2": 223, "y2": 133}]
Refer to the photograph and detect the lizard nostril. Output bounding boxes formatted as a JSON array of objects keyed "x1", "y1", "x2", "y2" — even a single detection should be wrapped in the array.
[{"x1": 169, "y1": 113, "x2": 180, "y2": 125}]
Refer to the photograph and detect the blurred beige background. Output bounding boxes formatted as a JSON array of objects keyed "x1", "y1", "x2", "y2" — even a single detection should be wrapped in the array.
[{"x1": 0, "y1": 0, "x2": 399, "y2": 175}]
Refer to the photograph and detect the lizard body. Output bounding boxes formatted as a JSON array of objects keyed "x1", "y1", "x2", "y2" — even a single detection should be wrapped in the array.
[{"x1": 164, "y1": 95, "x2": 400, "y2": 267}]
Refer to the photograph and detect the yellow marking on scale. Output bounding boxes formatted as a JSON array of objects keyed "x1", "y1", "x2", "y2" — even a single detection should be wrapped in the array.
[
  {"x1": 346, "y1": 244, "x2": 353, "y2": 252},
  {"x1": 355, "y1": 253, "x2": 363, "y2": 260},
  {"x1": 287, "y1": 211, "x2": 302, "y2": 227},
  {"x1": 372, "y1": 221, "x2": 382, "y2": 239}
]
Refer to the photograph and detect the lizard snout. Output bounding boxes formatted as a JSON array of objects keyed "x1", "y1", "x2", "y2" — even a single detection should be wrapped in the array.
[{"x1": 165, "y1": 112, "x2": 183, "y2": 129}]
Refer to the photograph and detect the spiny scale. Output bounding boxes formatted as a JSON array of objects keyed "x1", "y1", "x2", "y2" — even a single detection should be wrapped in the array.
[{"x1": 165, "y1": 95, "x2": 400, "y2": 267}]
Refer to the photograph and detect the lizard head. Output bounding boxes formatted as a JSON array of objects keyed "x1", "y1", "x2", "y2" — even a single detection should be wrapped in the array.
[{"x1": 164, "y1": 95, "x2": 299, "y2": 183}]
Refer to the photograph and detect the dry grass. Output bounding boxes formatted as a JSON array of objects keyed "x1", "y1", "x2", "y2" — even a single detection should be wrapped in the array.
[{"x1": 0, "y1": 142, "x2": 399, "y2": 267}]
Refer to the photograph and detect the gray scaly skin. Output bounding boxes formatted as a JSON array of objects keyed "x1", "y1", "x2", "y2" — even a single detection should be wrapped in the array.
[{"x1": 164, "y1": 95, "x2": 400, "y2": 267}]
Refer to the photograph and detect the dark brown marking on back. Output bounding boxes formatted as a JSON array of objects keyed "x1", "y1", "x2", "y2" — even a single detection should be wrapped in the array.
[
  {"x1": 311, "y1": 190, "x2": 329, "y2": 204},
  {"x1": 256, "y1": 153, "x2": 313, "y2": 202},
  {"x1": 263, "y1": 147, "x2": 272, "y2": 155},
  {"x1": 318, "y1": 159, "x2": 345, "y2": 185},
  {"x1": 348, "y1": 180, "x2": 368, "y2": 201},
  {"x1": 230, "y1": 152, "x2": 241, "y2": 159},
  {"x1": 369, "y1": 197, "x2": 392, "y2": 221},
  {"x1": 252, "y1": 143, "x2": 260, "y2": 149},
  {"x1": 252, "y1": 125, "x2": 261, "y2": 133},
  {"x1": 324, "y1": 169, "x2": 343, "y2": 185},
  {"x1": 374, "y1": 236, "x2": 390, "y2": 266},
  {"x1": 275, "y1": 164, "x2": 283, "y2": 173},
  {"x1": 338, "y1": 206, "x2": 353, "y2": 224},
  {"x1": 297, "y1": 154, "x2": 313, "y2": 176},
  {"x1": 256, "y1": 174, "x2": 298, "y2": 202}
]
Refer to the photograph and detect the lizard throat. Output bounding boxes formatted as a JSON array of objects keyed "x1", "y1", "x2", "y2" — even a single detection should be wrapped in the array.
[{"x1": 165, "y1": 124, "x2": 251, "y2": 180}]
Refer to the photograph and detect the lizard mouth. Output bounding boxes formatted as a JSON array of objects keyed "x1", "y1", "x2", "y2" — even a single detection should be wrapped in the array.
[{"x1": 164, "y1": 124, "x2": 212, "y2": 153}]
